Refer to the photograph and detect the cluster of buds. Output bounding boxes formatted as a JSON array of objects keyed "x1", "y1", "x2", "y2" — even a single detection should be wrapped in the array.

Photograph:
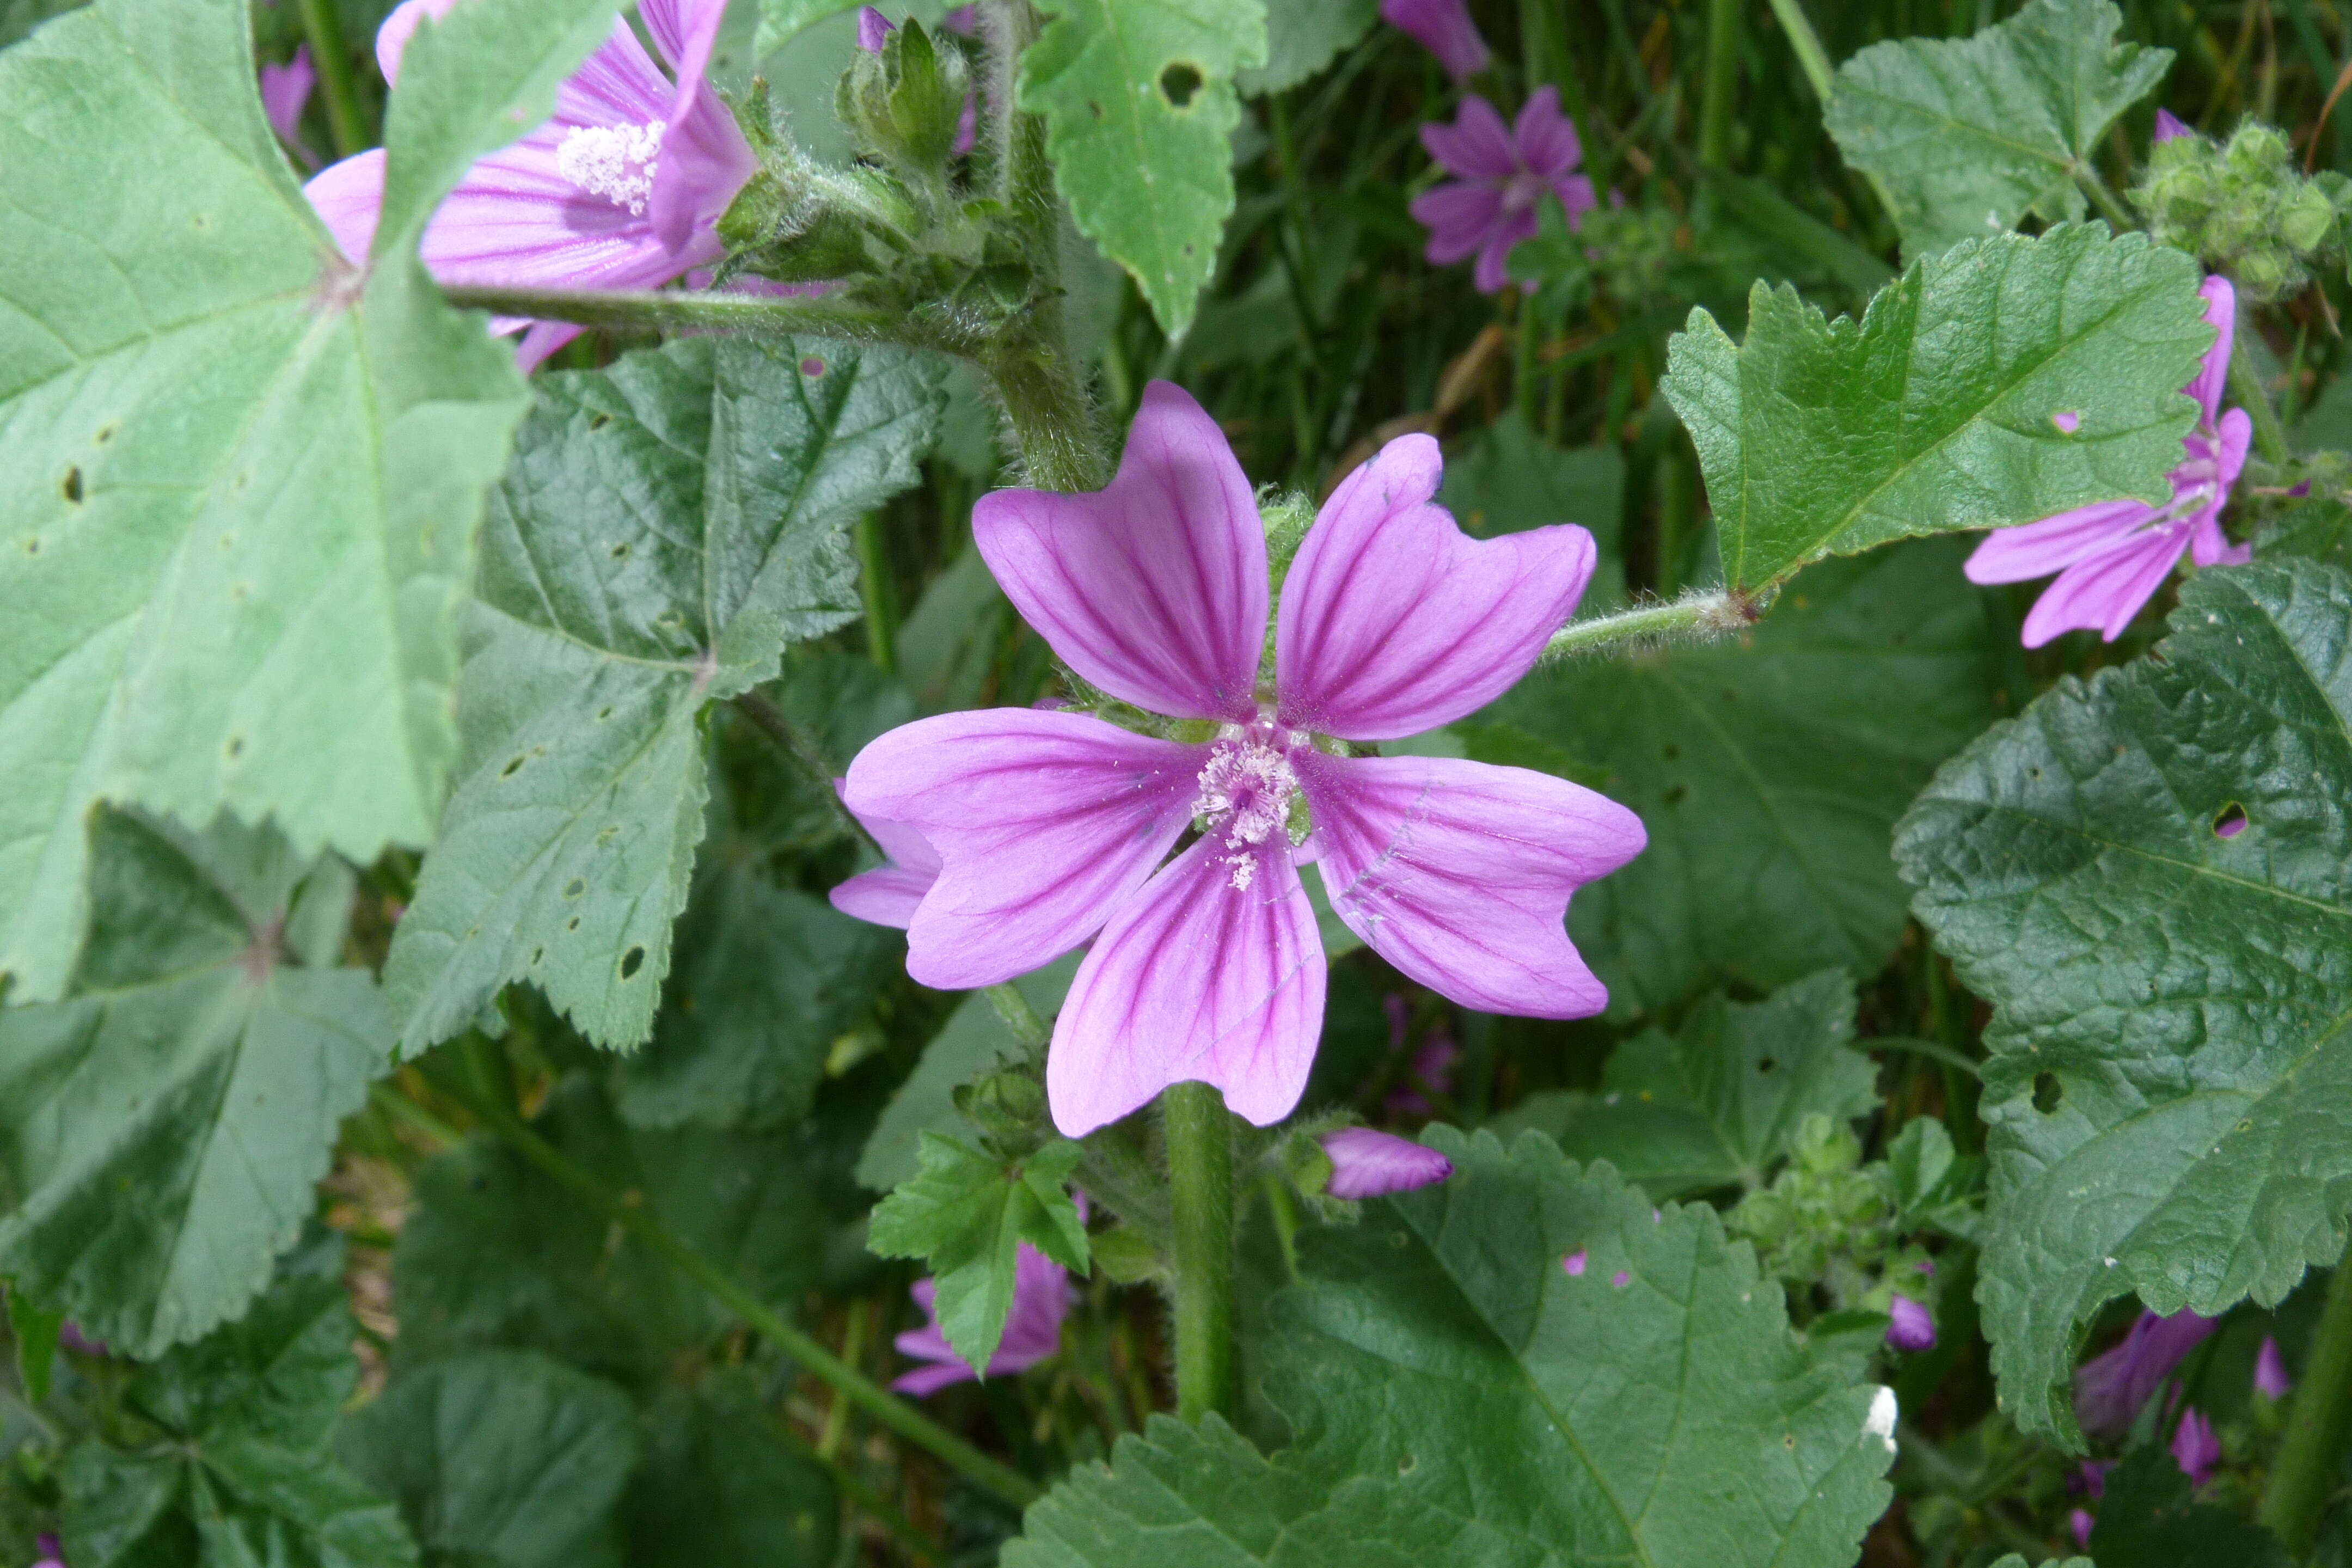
[
  {"x1": 2133, "y1": 118, "x2": 2352, "y2": 302},
  {"x1": 1727, "y1": 1114, "x2": 1941, "y2": 1349}
]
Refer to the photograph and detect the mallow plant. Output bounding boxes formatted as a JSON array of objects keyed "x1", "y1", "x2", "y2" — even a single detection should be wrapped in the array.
[{"x1": 10, "y1": 0, "x2": 2352, "y2": 1564}]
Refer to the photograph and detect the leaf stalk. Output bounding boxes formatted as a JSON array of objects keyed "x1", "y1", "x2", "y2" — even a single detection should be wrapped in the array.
[{"x1": 1545, "y1": 589, "x2": 1759, "y2": 659}]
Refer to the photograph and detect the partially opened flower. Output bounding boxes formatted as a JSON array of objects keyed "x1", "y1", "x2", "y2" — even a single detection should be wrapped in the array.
[
  {"x1": 841, "y1": 381, "x2": 1643, "y2": 1136},
  {"x1": 1381, "y1": 0, "x2": 1490, "y2": 83},
  {"x1": 1966, "y1": 276, "x2": 2251, "y2": 647},
  {"x1": 2172, "y1": 1407, "x2": 2222, "y2": 1489},
  {"x1": 892, "y1": 1242, "x2": 1073, "y2": 1395},
  {"x1": 1321, "y1": 1127, "x2": 1454, "y2": 1198},
  {"x1": 2074, "y1": 1307, "x2": 2217, "y2": 1437},
  {"x1": 1412, "y1": 88, "x2": 1596, "y2": 293},
  {"x1": 304, "y1": 0, "x2": 758, "y2": 367},
  {"x1": 829, "y1": 781, "x2": 942, "y2": 928},
  {"x1": 261, "y1": 45, "x2": 317, "y2": 167}
]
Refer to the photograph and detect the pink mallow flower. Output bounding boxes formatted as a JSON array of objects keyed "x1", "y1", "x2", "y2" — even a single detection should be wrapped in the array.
[
  {"x1": 840, "y1": 381, "x2": 1644, "y2": 1137},
  {"x1": 1381, "y1": 0, "x2": 1489, "y2": 83},
  {"x1": 829, "y1": 781, "x2": 942, "y2": 927},
  {"x1": 261, "y1": 45, "x2": 317, "y2": 167},
  {"x1": 304, "y1": 0, "x2": 758, "y2": 369},
  {"x1": 1321, "y1": 1127, "x2": 1454, "y2": 1198},
  {"x1": 892, "y1": 1242, "x2": 1072, "y2": 1395},
  {"x1": 2256, "y1": 1336, "x2": 2292, "y2": 1399},
  {"x1": 2074, "y1": 1307, "x2": 2217, "y2": 1437},
  {"x1": 2172, "y1": 1407, "x2": 2221, "y2": 1489},
  {"x1": 1412, "y1": 88, "x2": 1596, "y2": 295},
  {"x1": 1886, "y1": 1295, "x2": 1936, "y2": 1352},
  {"x1": 1965, "y1": 276, "x2": 2251, "y2": 647}
]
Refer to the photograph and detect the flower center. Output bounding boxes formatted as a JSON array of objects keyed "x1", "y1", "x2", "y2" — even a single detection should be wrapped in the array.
[
  {"x1": 1192, "y1": 726, "x2": 1306, "y2": 891},
  {"x1": 1499, "y1": 170, "x2": 1548, "y2": 214},
  {"x1": 558, "y1": 120, "x2": 666, "y2": 216}
]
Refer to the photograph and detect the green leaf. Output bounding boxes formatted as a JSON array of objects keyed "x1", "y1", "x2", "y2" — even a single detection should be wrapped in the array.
[
  {"x1": 1508, "y1": 970, "x2": 1877, "y2": 1200},
  {"x1": 620, "y1": 1382, "x2": 837, "y2": 1568},
  {"x1": 339, "y1": 1350, "x2": 636, "y2": 1568},
  {"x1": 1886, "y1": 1118, "x2": 1982, "y2": 1240},
  {"x1": 382, "y1": 337, "x2": 941, "y2": 1055},
  {"x1": 1019, "y1": 0, "x2": 1269, "y2": 337},
  {"x1": 1823, "y1": 0, "x2": 2171, "y2": 259},
  {"x1": 0, "y1": 0, "x2": 79, "y2": 47},
  {"x1": 62, "y1": 1269, "x2": 417, "y2": 1568},
  {"x1": 1236, "y1": 0, "x2": 1376, "y2": 95},
  {"x1": 1894, "y1": 559, "x2": 2352, "y2": 1445},
  {"x1": 751, "y1": 0, "x2": 859, "y2": 60},
  {"x1": 1661, "y1": 225, "x2": 2210, "y2": 594},
  {"x1": 856, "y1": 954, "x2": 1080, "y2": 1191},
  {"x1": 868, "y1": 1135, "x2": 1088, "y2": 1371},
  {"x1": 1008, "y1": 1130, "x2": 1894, "y2": 1567},
  {"x1": 1479, "y1": 537, "x2": 2017, "y2": 1016},
  {"x1": 1437, "y1": 412, "x2": 1627, "y2": 609},
  {"x1": 0, "y1": 0, "x2": 547, "y2": 1001},
  {"x1": 0, "y1": 811, "x2": 391, "y2": 1357},
  {"x1": 391, "y1": 1079, "x2": 823, "y2": 1379},
  {"x1": 2085, "y1": 1446, "x2": 2293, "y2": 1566}
]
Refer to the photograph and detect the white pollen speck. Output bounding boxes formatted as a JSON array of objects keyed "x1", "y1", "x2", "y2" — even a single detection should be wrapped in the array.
[
  {"x1": 558, "y1": 120, "x2": 666, "y2": 215},
  {"x1": 2104, "y1": 1257, "x2": 2117, "y2": 1268},
  {"x1": 1865, "y1": 1386, "x2": 1898, "y2": 1451}
]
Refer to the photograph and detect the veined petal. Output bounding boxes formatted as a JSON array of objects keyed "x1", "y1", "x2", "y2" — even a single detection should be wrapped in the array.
[
  {"x1": 829, "y1": 781, "x2": 942, "y2": 929},
  {"x1": 1300, "y1": 751, "x2": 1643, "y2": 1016},
  {"x1": 1276, "y1": 433, "x2": 1595, "y2": 739},
  {"x1": 1513, "y1": 86, "x2": 1581, "y2": 179},
  {"x1": 1411, "y1": 181, "x2": 1506, "y2": 265},
  {"x1": 375, "y1": 0, "x2": 460, "y2": 87},
  {"x1": 2189, "y1": 408, "x2": 2254, "y2": 567},
  {"x1": 844, "y1": 709, "x2": 1203, "y2": 989},
  {"x1": 2019, "y1": 523, "x2": 2190, "y2": 647},
  {"x1": 973, "y1": 381, "x2": 1267, "y2": 722},
  {"x1": 646, "y1": 0, "x2": 757, "y2": 249},
  {"x1": 1420, "y1": 95, "x2": 1518, "y2": 181},
  {"x1": 305, "y1": 149, "x2": 387, "y2": 262},
  {"x1": 1048, "y1": 838, "x2": 1325, "y2": 1137},
  {"x1": 1321, "y1": 1127, "x2": 1454, "y2": 1198},
  {"x1": 2187, "y1": 275, "x2": 2235, "y2": 426},
  {"x1": 1963, "y1": 499, "x2": 2153, "y2": 585}
]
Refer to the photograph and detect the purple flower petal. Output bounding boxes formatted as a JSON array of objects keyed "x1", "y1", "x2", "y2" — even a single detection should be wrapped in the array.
[
  {"x1": 1046, "y1": 836, "x2": 1325, "y2": 1136},
  {"x1": 891, "y1": 1245, "x2": 1074, "y2": 1393},
  {"x1": 304, "y1": 148, "x2": 389, "y2": 263},
  {"x1": 843, "y1": 709, "x2": 1202, "y2": 988},
  {"x1": 1512, "y1": 87, "x2": 1581, "y2": 180},
  {"x1": 2071, "y1": 1508, "x2": 2095, "y2": 1549},
  {"x1": 1410, "y1": 182, "x2": 1508, "y2": 266},
  {"x1": 1964, "y1": 499, "x2": 2153, "y2": 584},
  {"x1": 2186, "y1": 275, "x2": 2236, "y2": 427},
  {"x1": 1275, "y1": 433, "x2": 1596, "y2": 739},
  {"x1": 830, "y1": 780, "x2": 943, "y2": 928},
  {"x1": 857, "y1": 4, "x2": 895, "y2": 50},
  {"x1": 647, "y1": 0, "x2": 759, "y2": 250},
  {"x1": 261, "y1": 46, "x2": 317, "y2": 164},
  {"x1": 1473, "y1": 216, "x2": 1538, "y2": 295},
  {"x1": 2075, "y1": 1308, "x2": 2218, "y2": 1437},
  {"x1": 1551, "y1": 171, "x2": 1598, "y2": 230},
  {"x1": 1886, "y1": 1295, "x2": 1937, "y2": 1352},
  {"x1": 1321, "y1": 1127, "x2": 1454, "y2": 1198},
  {"x1": 2256, "y1": 1336, "x2": 2292, "y2": 1399},
  {"x1": 1380, "y1": 0, "x2": 1489, "y2": 82},
  {"x1": 375, "y1": 0, "x2": 459, "y2": 85},
  {"x1": 2172, "y1": 1407, "x2": 2221, "y2": 1489},
  {"x1": 1300, "y1": 752, "x2": 1643, "y2": 1016},
  {"x1": 2021, "y1": 521, "x2": 2191, "y2": 646},
  {"x1": 1420, "y1": 95, "x2": 1518, "y2": 182},
  {"x1": 2072, "y1": 1459, "x2": 2113, "y2": 1499},
  {"x1": 2154, "y1": 107, "x2": 2192, "y2": 142},
  {"x1": 973, "y1": 381, "x2": 1267, "y2": 723},
  {"x1": 2189, "y1": 408, "x2": 2254, "y2": 567}
]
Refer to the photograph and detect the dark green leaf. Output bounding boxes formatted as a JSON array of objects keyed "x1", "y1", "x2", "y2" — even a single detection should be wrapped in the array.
[
  {"x1": 382, "y1": 337, "x2": 941, "y2": 1056},
  {"x1": 0, "y1": 812, "x2": 390, "y2": 1357},
  {"x1": 1886, "y1": 1118, "x2": 1982, "y2": 1240},
  {"x1": 621, "y1": 1381, "x2": 837, "y2": 1568},
  {"x1": 868, "y1": 1135, "x2": 1088, "y2": 1371},
  {"x1": 1824, "y1": 0, "x2": 2171, "y2": 259},
  {"x1": 8, "y1": 1287, "x2": 63, "y2": 1404},
  {"x1": 1895, "y1": 559, "x2": 2352, "y2": 1444},
  {"x1": 340, "y1": 1350, "x2": 635, "y2": 1568},
  {"x1": 1480, "y1": 538, "x2": 2016, "y2": 1015},
  {"x1": 2085, "y1": 1446, "x2": 2292, "y2": 1567},
  {"x1": 1662, "y1": 225, "x2": 2209, "y2": 593}
]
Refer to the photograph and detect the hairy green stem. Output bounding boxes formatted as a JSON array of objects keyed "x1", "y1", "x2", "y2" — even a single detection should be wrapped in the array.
[
  {"x1": 1545, "y1": 590, "x2": 1756, "y2": 658},
  {"x1": 440, "y1": 285, "x2": 912, "y2": 344},
  {"x1": 1162, "y1": 1082, "x2": 1238, "y2": 1424},
  {"x1": 854, "y1": 513, "x2": 899, "y2": 675},
  {"x1": 731, "y1": 691, "x2": 879, "y2": 854},
  {"x1": 1698, "y1": 0, "x2": 1742, "y2": 173},
  {"x1": 1763, "y1": 0, "x2": 1836, "y2": 102},
  {"x1": 2074, "y1": 163, "x2": 2136, "y2": 232},
  {"x1": 292, "y1": 0, "x2": 367, "y2": 160},
  {"x1": 2231, "y1": 332, "x2": 2294, "y2": 467},
  {"x1": 2259, "y1": 1235, "x2": 2352, "y2": 1554},
  {"x1": 985, "y1": 983, "x2": 1052, "y2": 1051},
  {"x1": 454, "y1": 1061, "x2": 1041, "y2": 1508}
]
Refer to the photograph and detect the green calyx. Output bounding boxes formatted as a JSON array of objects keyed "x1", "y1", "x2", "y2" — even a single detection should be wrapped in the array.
[
  {"x1": 2132, "y1": 118, "x2": 2352, "y2": 301},
  {"x1": 836, "y1": 17, "x2": 972, "y2": 190}
]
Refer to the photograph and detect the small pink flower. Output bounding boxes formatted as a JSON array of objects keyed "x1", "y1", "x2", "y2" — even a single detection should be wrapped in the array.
[
  {"x1": 304, "y1": 0, "x2": 759, "y2": 369},
  {"x1": 892, "y1": 1242, "x2": 1073, "y2": 1395},
  {"x1": 2070, "y1": 1508, "x2": 2096, "y2": 1549},
  {"x1": 1967, "y1": 277, "x2": 2251, "y2": 647},
  {"x1": 2256, "y1": 1336, "x2": 2292, "y2": 1399},
  {"x1": 839, "y1": 382, "x2": 1643, "y2": 1136},
  {"x1": 260, "y1": 45, "x2": 318, "y2": 167},
  {"x1": 2172, "y1": 1407, "x2": 2221, "y2": 1489},
  {"x1": 1411, "y1": 88, "x2": 1596, "y2": 295},
  {"x1": 1562, "y1": 1248, "x2": 1588, "y2": 1276},
  {"x1": 2074, "y1": 1308, "x2": 2216, "y2": 1437},
  {"x1": 1320, "y1": 1128, "x2": 1453, "y2": 1198},
  {"x1": 1886, "y1": 1295, "x2": 1936, "y2": 1352},
  {"x1": 2154, "y1": 107, "x2": 2193, "y2": 142},
  {"x1": 830, "y1": 781, "x2": 942, "y2": 928},
  {"x1": 1380, "y1": 0, "x2": 1489, "y2": 83}
]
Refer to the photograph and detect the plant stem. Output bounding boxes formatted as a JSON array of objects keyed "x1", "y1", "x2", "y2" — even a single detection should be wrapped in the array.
[
  {"x1": 2259, "y1": 1236, "x2": 2352, "y2": 1554},
  {"x1": 1162, "y1": 1082, "x2": 1237, "y2": 1424},
  {"x1": 854, "y1": 513, "x2": 899, "y2": 675},
  {"x1": 1698, "y1": 0, "x2": 1742, "y2": 174},
  {"x1": 440, "y1": 285, "x2": 913, "y2": 344},
  {"x1": 457, "y1": 1064, "x2": 1042, "y2": 1509},
  {"x1": 2074, "y1": 163, "x2": 2136, "y2": 232},
  {"x1": 1763, "y1": 0, "x2": 1836, "y2": 102},
  {"x1": 985, "y1": 983, "x2": 1052, "y2": 1051},
  {"x1": 1545, "y1": 590, "x2": 1757, "y2": 658},
  {"x1": 731, "y1": 691, "x2": 878, "y2": 854},
  {"x1": 2232, "y1": 332, "x2": 2294, "y2": 465},
  {"x1": 292, "y1": 0, "x2": 367, "y2": 160}
]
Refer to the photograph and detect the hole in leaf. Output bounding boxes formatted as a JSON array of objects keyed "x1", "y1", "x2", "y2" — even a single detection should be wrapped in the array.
[
  {"x1": 610, "y1": 541, "x2": 631, "y2": 560},
  {"x1": 22, "y1": 537, "x2": 39, "y2": 556},
  {"x1": 800, "y1": 356, "x2": 826, "y2": 377},
  {"x1": 2052, "y1": 411, "x2": 2082, "y2": 434},
  {"x1": 1757, "y1": 1057, "x2": 1778, "y2": 1074},
  {"x1": 596, "y1": 706, "x2": 614, "y2": 721},
  {"x1": 95, "y1": 424, "x2": 116, "y2": 444},
  {"x1": 1662, "y1": 743, "x2": 1680, "y2": 760},
  {"x1": 2214, "y1": 803, "x2": 2248, "y2": 838},
  {"x1": 1158, "y1": 62, "x2": 1203, "y2": 107},
  {"x1": 620, "y1": 946, "x2": 645, "y2": 979},
  {"x1": 1662, "y1": 784, "x2": 1687, "y2": 805},
  {"x1": 564, "y1": 878, "x2": 586, "y2": 898},
  {"x1": 61, "y1": 467, "x2": 82, "y2": 504},
  {"x1": 1087, "y1": 98, "x2": 1104, "y2": 119},
  {"x1": 530, "y1": 947, "x2": 543, "y2": 966},
  {"x1": 1397, "y1": 1454, "x2": 1417, "y2": 1475},
  {"x1": 567, "y1": 916, "x2": 581, "y2": 930},
  {"x1": 2032, "y1": 1071, "x2": 2063, "y2": 1113},
  {"x1": 589, "y1": 413, "x2": 611, "y2": 430},
  {"x1": 500, "y1": 755, "x2": 525, "y2": 779},
  {"x1": 224, "y1": 735, "x2": 244, "y2": 759}
]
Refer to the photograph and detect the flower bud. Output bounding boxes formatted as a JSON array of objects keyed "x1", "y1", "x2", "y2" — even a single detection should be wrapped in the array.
[
  {"x1": 837, "y1": 13, "x2": 971, "y2": 181},
  {"x1": 1885, "y1": 1294, "x2": 1935, "y2": 1352},
  {"x1": 2255, "y1": 1334, "x2": 2292, "y2": 1399},
  {"x1": 1316, "y1": 1127, "x2": 1454, "y2": 1199}
]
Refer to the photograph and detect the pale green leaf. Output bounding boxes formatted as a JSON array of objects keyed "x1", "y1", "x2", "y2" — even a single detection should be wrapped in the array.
[
  {"x1": 1237, "y1": 0, "x2": 1376, "y2": 95},
  {"x1": 1825, "y1": 0, "x2": 2171, "y2": 259},
  {"x1": 1019, "y1": 0, "x2": 1269, "y2": 337},
  {"x1": 382, "y1": 337, "x2": 941, "y2": 1054},
  {"x1": 1661, "y1": 225, "x2": 2210, "y2": 593},
  {"x1": 0, "y1": 812, "x2": 390, "y2": 1357},
  {"x1": 1895, "y1": 559, "x2": 2352, "y2": 1445}
]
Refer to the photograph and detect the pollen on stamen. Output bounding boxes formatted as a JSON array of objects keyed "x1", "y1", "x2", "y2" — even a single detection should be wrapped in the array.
[
  {"x1": 1192, "y1": 736, "x2": 1303, "y2": 891},
  {"x1": 558, "y1": 120, "x2": 666, "y2": 216}
]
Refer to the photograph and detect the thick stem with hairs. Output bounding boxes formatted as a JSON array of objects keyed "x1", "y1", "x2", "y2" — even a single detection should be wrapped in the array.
[{"x1": 1162, "y1": 1082, "x2": 1238, "y2": 1424}]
